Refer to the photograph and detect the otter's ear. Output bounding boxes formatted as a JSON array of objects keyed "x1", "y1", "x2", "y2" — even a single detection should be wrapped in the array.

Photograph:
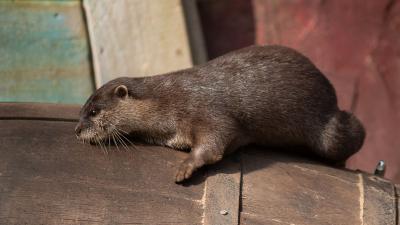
[{"x1": 114, "y1": 85, "x2": 128, "y2": 98}]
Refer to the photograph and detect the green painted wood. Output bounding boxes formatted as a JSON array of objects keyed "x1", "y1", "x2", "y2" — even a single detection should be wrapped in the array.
[{"x1": 0, "y1": 1, "x2": 94, "y2": 104}]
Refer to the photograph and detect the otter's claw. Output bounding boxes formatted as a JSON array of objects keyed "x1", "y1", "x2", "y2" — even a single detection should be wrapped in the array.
[{"x1": 175, "y1": 159, "x2": 196, "y2": 183}]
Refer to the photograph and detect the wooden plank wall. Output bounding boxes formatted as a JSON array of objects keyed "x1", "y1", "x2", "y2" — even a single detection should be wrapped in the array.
[
  {"x1": 83, "y1": 0, "x2": 194, "y2": 86},
  {"x1": 0, "y1": 1, "x2": 94, "y2": 104},
  {"x1": 0, "y1": 0, "x2": 196, "y2": 102}
]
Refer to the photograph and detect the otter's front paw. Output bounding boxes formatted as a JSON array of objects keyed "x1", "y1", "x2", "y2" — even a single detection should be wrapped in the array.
[{"x1": 175, "y1": 159, "x2": 196, "y2": 183}]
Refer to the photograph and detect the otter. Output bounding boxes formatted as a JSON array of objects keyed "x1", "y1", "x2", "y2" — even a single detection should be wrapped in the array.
[{"x1": 75, "y1": 45, "x2": 365, "y2": 183}]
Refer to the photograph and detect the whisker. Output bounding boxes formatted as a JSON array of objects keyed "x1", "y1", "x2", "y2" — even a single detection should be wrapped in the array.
[
  {"x1": 111, "y1": 132, "x2": 121, "y2": 152},
  {"x1": 96, "y1": 135, "x2": 108, "y2": 155},
  {"x1": 111, "y1": 130, "x2": 121, "y2": 149},
  {"x1": 118, "y1": 129, "x2": 129, "y2": 134},
  {"x1": 115, "y1": 131, "x2": 129, "y2": 151},
  {"x1": 115, "y1": 129, "x2": 137, "y2": 150},
  {"x1": 102, "y1": 138, "x2": 109, "y2": 155},
  {"x1": 104, "y1": 121, "x2": 137, "y2": 151},
  {"x1": 116, "y1": 132, "x2": 129, "y2": 151},
  {"x1": 107, "y1": 135, "x2": 112, "y2": 153},
  {"x1": 94, "y1": 137, "x2": 105, "y2": 155},
  {"x1": 115, "y1": 130, "x2": 133, "y2": 149}
]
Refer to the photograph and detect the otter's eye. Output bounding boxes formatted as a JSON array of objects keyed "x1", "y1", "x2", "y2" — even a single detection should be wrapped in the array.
[{"x1": 89, "y1": 109, "x2": 98, "y2": 117}]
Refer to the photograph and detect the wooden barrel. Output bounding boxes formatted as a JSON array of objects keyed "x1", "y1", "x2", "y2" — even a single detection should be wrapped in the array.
[{"x1": 0, "y1": 103, "x2": 398, "y2": 225}]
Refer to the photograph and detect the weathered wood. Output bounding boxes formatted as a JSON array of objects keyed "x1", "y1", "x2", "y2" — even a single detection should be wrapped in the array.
[
  {"x1": 1, "y1": 103, "x2": 398, "y2": 225},
  {"x1": 396, "y1": 184, "x2": 399, "y2": 224},
  {"x1": 362, "y1": 174, "x2": 397, "y2": 225},
  {"x1": 240, "y1": 149, "x2": 362, "y2": 225},
  {"x1": 203, "y1": 158, "x2": 241, "y2": 225},
  {"x1": 0, "y1": 1, "x2": 94, "y2": 104},
  {"x1": 83, "y1": 0, "x2": 193, "y2": 86},
  {"x1": 0, "y1": 102, "x2": 79, "y2": 121},
  {"x1": 0, "y1": 119, "x2": 204, "y2": 225},
  {"x1": 239, "y1": 149, "x2": 399, "y2": 225}
]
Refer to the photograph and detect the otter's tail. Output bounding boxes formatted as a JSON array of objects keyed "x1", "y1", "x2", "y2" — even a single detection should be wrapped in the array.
[{"x1": 315, "y1": 111, "x2": 366, "y2": 162}]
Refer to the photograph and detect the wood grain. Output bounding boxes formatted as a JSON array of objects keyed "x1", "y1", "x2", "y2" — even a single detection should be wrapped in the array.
[
  {"x1": 362, "y1": 174, "x2": 397, "y2": 225},
  {"x1": 0, "y1": 102, "x2": 80, "y2": 121},
  {"x1": 0, "y1": 1, "x2": 94, "y2": 104},
  {"x1": 1, "y1": 103, "x2": 398, "y2": 225},
  {"x1": 83, "y1": 0, "x2": 193, "y2": 86},
  {"x1": 203, "y1": 158, "x2": 241, "y2": 225},
  {"x1": 0, "y1": 119, "x2": 204, "y2": 225},
  {"x1": 240, "y1": 149, "x2": 362, "y2": 225}
]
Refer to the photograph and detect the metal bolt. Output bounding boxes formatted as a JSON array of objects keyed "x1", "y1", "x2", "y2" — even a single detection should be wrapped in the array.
[
  {"x1": 374, "y1": 160, "x2": 386, "y2": 177},
  {"x1": 219, "y1": 210, "x2": 228, "y2": 215}
]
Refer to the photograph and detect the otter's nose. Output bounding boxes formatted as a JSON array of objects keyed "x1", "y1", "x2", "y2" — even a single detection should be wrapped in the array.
[{"x1": 75, "y1": 123, "x2": 83, "y2": 136}]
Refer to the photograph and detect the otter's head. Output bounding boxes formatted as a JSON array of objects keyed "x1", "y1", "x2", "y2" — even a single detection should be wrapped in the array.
[{"x1": 75, "y1": 79, "x2": 135, "y2": 143}]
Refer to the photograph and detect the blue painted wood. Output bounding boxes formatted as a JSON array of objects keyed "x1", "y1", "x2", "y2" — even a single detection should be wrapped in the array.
[{"x1": 0, "y1": 1, "x2": 94, "y2": 104}]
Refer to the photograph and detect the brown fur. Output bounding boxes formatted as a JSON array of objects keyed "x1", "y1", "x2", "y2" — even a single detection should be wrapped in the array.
[{"x1": 75, "y1": 45, "x2": 366, "y2": 182}]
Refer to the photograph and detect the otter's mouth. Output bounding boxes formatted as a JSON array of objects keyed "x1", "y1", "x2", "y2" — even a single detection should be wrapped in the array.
[
  {"x1": 76, "y1": 126, "x2": 135, "y2": 151},
  {"x1": 76, "y1": 127, "x2": 109, "y2": 144}
]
